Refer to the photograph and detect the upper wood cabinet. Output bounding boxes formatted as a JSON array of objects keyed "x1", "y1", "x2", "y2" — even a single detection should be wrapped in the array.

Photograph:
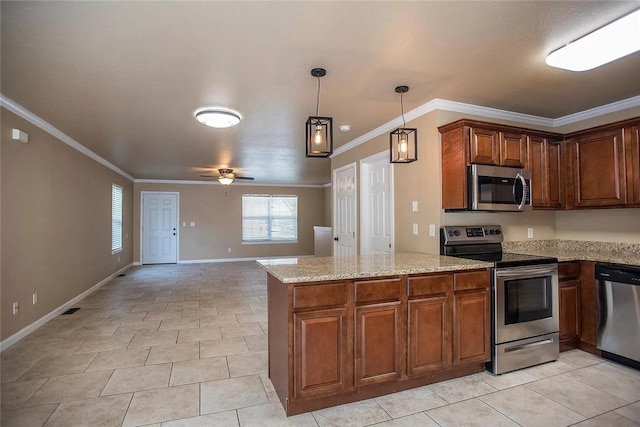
[
  {"x1": 469, "y1": 126, "x2": 526, "y2": 167},
  {"x1": 527, "y1": 136, "x2": 564, "y2": 209},
  {"x1": 628, "y1": 124, "x2": 640, "y2": 206},
  {"x1": 565, "y1": 118, "x2": 640, "y2": 209},
  {"x1": 439, "y1": 119, "x2": 561, "y2": 210}
]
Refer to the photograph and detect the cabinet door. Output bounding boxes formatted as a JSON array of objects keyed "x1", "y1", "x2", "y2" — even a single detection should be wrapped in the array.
[
  {"x1": 546, "y1": 141, "x2": 564, "y2": 208},
  {"x1": 527, "y1": 136, "x2": 546, "y2": 207},
  {"x1": 355, "y1": 302, "x2": 402, "y2": 386},
  {"x1": 629, "y1": 125, "x2": 640, "y2": 206},
  {"x1": 469, "y1": 127, "x2": 500, "y2": 165},
  {"x1": 572, "y1": 129, "x2": 627, "y2": 207},
  {"x1": 408, "y1": 296, "x2": 452, "y2": 376},
  {"x1": 453, "y1": 290, "x2": 490, "y2": 365},
  {"x1": 501, "y1": 132, "x2": 527, "y2": 167},
  {"x1": 559, "y1": 279, "x2": 580, "y2": 349},
  {"x1": 294, "y1": 308, "x2": 348, "y2": 398}
]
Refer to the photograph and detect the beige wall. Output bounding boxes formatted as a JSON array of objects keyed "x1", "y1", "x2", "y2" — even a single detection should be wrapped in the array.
[
  {"x1": 133, "y1": 182, "x2": 325, "y2": 262},
  {"x1": 1, "y1": 109, "x2": 133, "y2": 341},
  {"x1": 331, "y1": 107, "x2": 640, "y2": 254}
]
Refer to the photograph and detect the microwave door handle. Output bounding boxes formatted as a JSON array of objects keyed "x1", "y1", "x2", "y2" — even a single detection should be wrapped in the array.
[{"x1": 515, "y1": 173, "x2": 527, "y2": 210}]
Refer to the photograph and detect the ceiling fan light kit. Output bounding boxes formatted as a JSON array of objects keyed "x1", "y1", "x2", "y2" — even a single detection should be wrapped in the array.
[
  {"x1": 195, "y1": 108, "x2": 242, "y2": 128},
  {"x1": 390, "y1": 85, "x2": 418, "y2": 163},
  {"x1": 201, "y1": 168, "x2": 255, "y2": 185},
  {"x1": 305, "y1": 67, "x2": 333, "y2": 158},
  {"x1": 545, "y1": 8, "x2": 640, "y2": 71}
]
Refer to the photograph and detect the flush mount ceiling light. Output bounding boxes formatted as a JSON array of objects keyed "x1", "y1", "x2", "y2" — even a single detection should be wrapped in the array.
[
  {"x1": 546, "y1": 9, "x2": 640, "y2": 71},
  {"x1": 305, "y1": 68, "x2": 333, "y2": 158},
  {"x1": 389, "y1": 86, "x2": 417, "y2": 163},
  {"x1": 195, "y1": 108, "x2": 242, "y2": 128}
]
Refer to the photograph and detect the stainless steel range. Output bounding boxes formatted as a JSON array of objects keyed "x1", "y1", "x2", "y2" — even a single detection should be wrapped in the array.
[{"x1": 440, "y1": 225, "x2": 560, "y2": 374}]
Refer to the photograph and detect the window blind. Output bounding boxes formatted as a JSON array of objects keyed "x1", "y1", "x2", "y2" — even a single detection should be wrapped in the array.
[
  {"x1": 242, "y1": 194, "x2": 297, "y2": 242},
  {"x1": 112, "y1": 184, "x2": 123, "y2": 252}
]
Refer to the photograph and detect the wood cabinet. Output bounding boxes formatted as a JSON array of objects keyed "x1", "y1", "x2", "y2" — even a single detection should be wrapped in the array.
[
  {"x1": 627, "y1": 124, "x2": 640, "y2": 206},
  {"x1": 294, "y1": 307, "x2": 348, "y2": 398},
  {"x1": 568, "y1": 128, "x2": 627, "y2": 208},
  {"x1": 558, "y1": 261, "x2": 581, "y2": 351},
  {"x1": 354, "y1": 277, "x2": 403, "y2": 386},
  {"x1": 453, "y1": 270, "x2": 491, "y2": 365},
  {"x1": 439, "y1": 119, "x2": 561, "y2": 210},
  {"x1": 527, "y1": 136, "x2": 564, "y2": 209},
  {"x1": 267, "y1": 269, "x2": 490, "y2": 416},
  {"x1": 578, "y1": 261, "x2": 599, "y2": 353},
  {"x1": 441, "y1": 116, "x2": 640, "y2": 211},
  {"x1": 407, "y1": 274, "x2": 453, "y2": 376}
]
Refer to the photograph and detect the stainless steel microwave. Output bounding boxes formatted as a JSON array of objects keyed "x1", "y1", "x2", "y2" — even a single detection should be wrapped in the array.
[{"x1": 468, "y1": 164, "x2": 532, "y2": 211}]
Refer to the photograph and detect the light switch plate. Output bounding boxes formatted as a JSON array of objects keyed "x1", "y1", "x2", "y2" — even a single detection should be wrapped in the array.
[
  {"x1": 429, "y1": 224, "x2": 436, "y2": 237},
  {"x1": 527, "y1": 227, "x2": 534, "y2": 239},
  {"x1": 190, "y1": 222, "x2": 196, "y2": 227},
  {"x1": 412, "y1": 223, "x2": 419, "y2": 235},
  {"x1": 411, "y1": 201, "x2": 418, "y2": 212}
]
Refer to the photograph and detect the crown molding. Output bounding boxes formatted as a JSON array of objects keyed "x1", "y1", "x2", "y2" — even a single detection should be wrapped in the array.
[
  {"x1": 1, "y1": 95, "x2": 135, "y2": 181},
  {"x1": 333, "y1": 95, "x2": 640, "y2": 157},
  {"x1": 134, "y1": 179, "x2": 326, "y2": 188}
]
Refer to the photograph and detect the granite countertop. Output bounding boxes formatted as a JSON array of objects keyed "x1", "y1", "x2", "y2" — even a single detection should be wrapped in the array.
[
  {"x1": 503, "y1": 240, "x2": 640, "y2": 267},
  {"x1": 257, "y1": 253, "x2": 491, "y2": 283}
]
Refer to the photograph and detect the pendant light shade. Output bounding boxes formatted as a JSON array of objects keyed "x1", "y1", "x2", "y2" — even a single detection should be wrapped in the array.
[
  {"x1": 306, "y1": 68, "x2": 333, "y2": 157},
  {"x1": 390, "y1": 86, "x2": 417, "y2": 163}
]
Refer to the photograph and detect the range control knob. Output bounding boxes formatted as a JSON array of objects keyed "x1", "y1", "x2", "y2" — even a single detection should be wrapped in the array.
[
  {"x1": 495, "y1": 229, "x2": 502, "y2": 235},
  {"x1": 453, "y1": 230, "x2": 461, "y2": 236}
]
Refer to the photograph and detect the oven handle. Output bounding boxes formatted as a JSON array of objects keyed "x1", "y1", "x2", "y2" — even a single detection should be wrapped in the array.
[
  {"x1": 504, "y1": 337, "x2": 554, "y2": 353},
  {"x1": 494, "y1": 265, "x2": 558, "y2": 278}
]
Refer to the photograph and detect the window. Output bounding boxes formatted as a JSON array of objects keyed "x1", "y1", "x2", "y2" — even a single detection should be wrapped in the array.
[
  {"x1": 112, "y1": 184, "x2": 123, "y2": 253},
  {"x1": 242, "y1": 194, "x2": 297, "y2": 243}
]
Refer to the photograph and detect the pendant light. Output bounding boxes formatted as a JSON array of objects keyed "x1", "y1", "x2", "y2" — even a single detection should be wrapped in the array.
[
  {"x1": 389, "y1": 85, "x2": 417, "y2": 163},
  {"x1": 305, "y1": 68, "x2": 333, "y2": 157}
]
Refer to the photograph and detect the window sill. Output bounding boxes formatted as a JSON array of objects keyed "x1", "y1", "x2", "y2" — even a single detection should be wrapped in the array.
[
  {"x1": 242, "y1": 240, "x2": 298, "y2": 245},
  {"x1": 112, "y1": 248, "x2": 123, "y2": 255}
]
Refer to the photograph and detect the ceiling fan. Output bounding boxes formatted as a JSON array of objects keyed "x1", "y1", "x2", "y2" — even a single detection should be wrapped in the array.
[{"x1": 200, "y1": 168, "x2": 255, "y2": 185}]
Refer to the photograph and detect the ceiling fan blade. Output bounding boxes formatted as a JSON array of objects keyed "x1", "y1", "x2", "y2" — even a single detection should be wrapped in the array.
[
  {"x1": 199, "y1": 175, "x2": 216, "y2": 178},
  {"x1": 235, "y1": 176, "x2": 255, "y2": 180}
]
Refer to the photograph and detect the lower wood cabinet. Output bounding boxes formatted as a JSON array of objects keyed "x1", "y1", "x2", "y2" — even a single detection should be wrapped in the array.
[
  {"x1": 268, "y1": 269, "x2": 491, "y2": 416},
  {"x1": 355, "y1": 302, "x2": 402, "y2": 386},
  {"x1": 294, "y1": 307, "x2": 348, "y2": 398},
  {"x1": 454, "y1": 290, "x2": 490, "y2": 365},
  {"x1": 558, "y1": 261, "x2": 581, "y2": 351}
]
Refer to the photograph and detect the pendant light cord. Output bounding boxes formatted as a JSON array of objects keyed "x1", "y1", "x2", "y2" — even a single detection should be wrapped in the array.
[
  {"x1": 315, "y1": 76, "x2": 321, "y2": 117},
  {"x1": 400, "y1": 92, "x2": 406, "y2": 128}
]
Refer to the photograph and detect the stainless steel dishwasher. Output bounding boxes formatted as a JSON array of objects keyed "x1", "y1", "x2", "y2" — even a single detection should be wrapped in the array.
[{"x1": 596, "y1": 263, "x2": 640, "y2": 369}]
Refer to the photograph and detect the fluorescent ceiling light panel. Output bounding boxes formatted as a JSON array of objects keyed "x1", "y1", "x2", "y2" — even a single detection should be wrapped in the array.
[{"x1": 546, "y1": 9, "x2": 640, "y2": 71}]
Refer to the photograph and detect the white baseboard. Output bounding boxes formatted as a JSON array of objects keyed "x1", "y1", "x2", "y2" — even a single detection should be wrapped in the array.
[{"x1": 0, "y1": 263, "x2": 134, "y2": 352}]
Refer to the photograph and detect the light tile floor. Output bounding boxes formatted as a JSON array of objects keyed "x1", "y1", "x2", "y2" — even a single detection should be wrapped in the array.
[{"x1": 2, "y1": 261, "x2": 640, "y2": 426}]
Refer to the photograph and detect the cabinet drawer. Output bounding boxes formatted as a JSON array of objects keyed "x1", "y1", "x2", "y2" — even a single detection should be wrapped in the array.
[
  {"x1": 293, "y1": 283, "x2": 347, "y2": 309},
  {"x1": 454, "y1": 270, "x2": 490, "y2": 291},
  {"x1": 355, "y1": 278, "x2": 403, "y2": 303},
  {"x1": 558, "y1": 261, "x2": 580, "y2": 281},
  {"x1": 407, "y1": 274, "x2": 453, "y2": 298}
]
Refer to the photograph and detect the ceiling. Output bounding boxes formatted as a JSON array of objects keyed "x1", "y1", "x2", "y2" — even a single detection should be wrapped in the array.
[{"x1": 2, "y1": 1, "x2": 640, "y2": 185}]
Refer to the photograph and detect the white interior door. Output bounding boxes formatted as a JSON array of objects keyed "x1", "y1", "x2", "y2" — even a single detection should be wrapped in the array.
[
  {"x1": 142, "y1": 192, "x2": 178, "y2": 264},
  {"x1": 333, "y1": 163, "x2": 357, "y2": 256},
  {"x1": 361, "y1": 152, "x2": 393, "y2": 255}
]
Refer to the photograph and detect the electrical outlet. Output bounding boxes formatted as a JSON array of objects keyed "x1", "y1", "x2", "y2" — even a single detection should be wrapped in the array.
[
  {"x1": 411, "y1": 201, "x2": 418, "y2": 212},
  {"x1": 190, "y1": 222, "x2": 196, "y2": 227},
  {"x1": 12, "y1": 302, "x2": 19, "y2": 315},
  {"x1": 228, "y1": 247, "x2": 232, "y2": 253},
  {"x1": 412, "y1": 223, "x2": 419, "y2": 235},
  {"x1": 527, "y1": 227, "x2": 534, "y2": 239},
  {"x1": 32, "y1": 293, "x2": 38, "y2": 305},
  {"x1": 117, "y1": 255, "x2": 121, "y2": 262},
  {"x1": 429, "y1": 224, "x2": 436, "y2": 237}
]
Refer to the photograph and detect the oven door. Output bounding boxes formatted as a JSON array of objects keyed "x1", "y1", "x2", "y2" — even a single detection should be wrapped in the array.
[{"x1": 494, "y1": 264, "x2": 558, "y2": 344}]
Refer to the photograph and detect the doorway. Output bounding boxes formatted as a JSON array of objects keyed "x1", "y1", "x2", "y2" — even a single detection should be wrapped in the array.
[
  {"x1": 141, "y1": 192, "x2": 179, "y2": 264},
  {"x1": 333, "y1": 163, "x2": 357, "y2": 256},
  {"x1": 360, "y1": 151, "x2": 394, "y2": 255}
]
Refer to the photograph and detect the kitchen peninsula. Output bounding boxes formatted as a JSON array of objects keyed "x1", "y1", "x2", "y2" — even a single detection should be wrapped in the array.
[{"x1": 258, "y1": 253, "x2": 493, "y2": 415}]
